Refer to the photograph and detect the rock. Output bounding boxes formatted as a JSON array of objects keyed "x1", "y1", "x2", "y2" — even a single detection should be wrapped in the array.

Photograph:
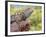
[
  {"x1": 19, "y1": 20, "x2": 30, "y2": 31},
  {"x1": 10, "y1": 22, "x2": 20, "y2": 32}
]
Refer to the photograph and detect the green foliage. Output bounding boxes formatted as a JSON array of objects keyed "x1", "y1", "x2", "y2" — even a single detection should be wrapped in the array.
[
  {"x1": 28, "y1": 6, "x2": 42, "y2": 31},
  {"x1": 10, "y1": 5, "x2": 24, "y2": 15}
]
